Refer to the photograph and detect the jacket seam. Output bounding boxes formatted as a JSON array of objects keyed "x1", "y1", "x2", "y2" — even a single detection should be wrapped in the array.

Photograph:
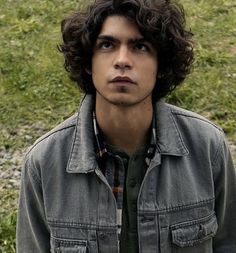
[
  {"x1": 211, "y1": 133, "x2": 224, "y2": 172},
  {"x1": 211, "y1": 133, "x2": 226, "y2": 190},
  {"x1": 26, "y1": 124, "x2": 76, "y2": 156},
  {"x1": 169, "y1": 109, "x2": 188, "y2": 154},
  {"x1": 66, "y1": 123, "x2": 78, "y2": 172},
  {"x1": 138, "y1": 198, "x2": 215, "y2": 214},
  {"x1": 25, "y1": 157, "x2": 42, "y2": 185},
  {"x1": 171, "y1": 110, "x2": 223, "y2": 132},
  {"x1": 170, "y1": 212, "x2": 216, "y2": 229},
  {"x1": 47, "y1": 220, "x2": 117, "y2": 230}
]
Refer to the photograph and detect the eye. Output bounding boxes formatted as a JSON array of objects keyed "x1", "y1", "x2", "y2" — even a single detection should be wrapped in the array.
[
  {"x1": 97, "y1": 41, "x2": 114, "y2": 50},
  {"x1": 134, "y1": 43, "x2": 149, "y2": 52}
]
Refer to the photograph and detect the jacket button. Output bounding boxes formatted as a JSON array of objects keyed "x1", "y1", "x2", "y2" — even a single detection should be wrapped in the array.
[
  {"x1": 140, "y1": 216, "x2": 154, "y2": 223},
  {"x1": 198, "y1": 224, "x2": 206, "y2": 239},
  {"x1": 129, "y1": 179, "x2": 136, "y2": 188}
]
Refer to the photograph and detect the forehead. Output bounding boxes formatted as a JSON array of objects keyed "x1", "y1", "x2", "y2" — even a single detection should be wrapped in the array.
[{"x1": 98, "y1": 15, "x2": 143, "y2": 39}]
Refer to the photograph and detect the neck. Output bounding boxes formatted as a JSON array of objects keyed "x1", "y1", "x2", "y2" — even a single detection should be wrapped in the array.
[{"x1": 95, "y1": 97, "x2": 153, "y2": 156}]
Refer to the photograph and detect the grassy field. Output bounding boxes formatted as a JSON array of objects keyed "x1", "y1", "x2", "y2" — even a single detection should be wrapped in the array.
[{"x1": 0, "y1": 0, "x2": 235, "y2": 252}]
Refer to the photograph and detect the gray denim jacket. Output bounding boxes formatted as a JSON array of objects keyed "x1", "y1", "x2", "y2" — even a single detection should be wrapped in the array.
[{"x1": 17, "y1": 95, "x2": 236, "y2": 253}]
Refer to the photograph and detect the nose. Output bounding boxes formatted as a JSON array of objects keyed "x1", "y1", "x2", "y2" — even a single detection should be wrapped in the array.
[{"x1": 114, "y1": 46, "x2": 133, "y2": 71}]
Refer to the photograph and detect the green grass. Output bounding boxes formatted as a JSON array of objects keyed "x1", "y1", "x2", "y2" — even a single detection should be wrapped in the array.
[
  {"x1": 0, "y1": 0, "x2": 235, "y2": 252},
  {"x1": 168, "y1": 0, "x2": 236, "y2": 137},
  {"x1": 0, "y1": 0, "x2": 84, "y2": 149},
  {"x1": 0, "y1": 190, "x2": 17, "y2": 253}
]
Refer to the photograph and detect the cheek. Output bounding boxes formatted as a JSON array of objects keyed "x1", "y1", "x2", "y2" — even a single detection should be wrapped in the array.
[
  {"x1": 151, "y1": 60, "x2": 158, "y2": 80},
  {"x1": 143, "y1": 56, "x2": 157, "y2": 70},
  {"x1": 143, "y1": 60, "x2": 158, "y2": 82},
  {"x1": 92, "y1": 56, "x2": 107, "y2": 77},
  {"x1": 91, "y1": 56, "x2": 97, "y2": 74},
  {"x1": 147, "y1": 62, "x2": 158, "y2": 90},
  {"x1": 91, "y1": 59, "x2": 100, "y2": 80},
  {"x1": 91, "y1": 60, "x2": 108, "y2": 91}
]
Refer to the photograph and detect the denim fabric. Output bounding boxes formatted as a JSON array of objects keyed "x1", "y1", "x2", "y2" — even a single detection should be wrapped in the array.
[{"x1": 16, "y1": 95, "x2": 236, "y2": 253}]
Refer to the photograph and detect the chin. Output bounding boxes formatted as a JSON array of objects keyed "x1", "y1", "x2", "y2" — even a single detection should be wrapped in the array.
[{"x1": 107, "y1": 96, "x2": 140, "y2": 107}]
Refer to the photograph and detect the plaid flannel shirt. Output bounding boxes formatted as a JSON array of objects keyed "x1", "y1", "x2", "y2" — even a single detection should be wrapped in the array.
[{"x1": 92, "y1": 111, "x2": 157, "y2": 236}]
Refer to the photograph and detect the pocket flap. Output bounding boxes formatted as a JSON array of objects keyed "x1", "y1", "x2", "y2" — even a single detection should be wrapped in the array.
[
  {"x1": 171, "y1": 214, "x2": 218, "y2": 247},
  {"x1": 51, "y1": 236, "x2": 87, "y2": 253},
  {"x1": 56, "y1": 245, "x2": 87, "y2": 253}
]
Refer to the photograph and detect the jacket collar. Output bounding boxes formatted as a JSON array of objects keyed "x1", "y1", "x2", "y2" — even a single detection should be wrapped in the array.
[
  {"x1": 67, "y1": 95, "x2": 97, "y2": 174},
  {"x1": 67, "y1": 95, "x2": 188, "y2": 173},
  {"x1": 154, "y1": 101, "x2": 189, "y2": 156}
]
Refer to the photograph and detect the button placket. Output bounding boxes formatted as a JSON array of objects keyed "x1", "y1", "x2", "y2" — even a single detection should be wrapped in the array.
[{"x1": 129, "y1": 178, "x2": 137, "y2": 188}]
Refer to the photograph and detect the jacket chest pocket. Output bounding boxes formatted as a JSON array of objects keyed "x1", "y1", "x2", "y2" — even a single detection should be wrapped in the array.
[
  {"x1": 51, "y1": 236, "x2": 87, "y2": 253},
  {"x1": 49, "y1": 223, "x2": 118, "y2": 253},
  {"x1": 170, "y1": 214, "x2": 218, "y2": 253}
]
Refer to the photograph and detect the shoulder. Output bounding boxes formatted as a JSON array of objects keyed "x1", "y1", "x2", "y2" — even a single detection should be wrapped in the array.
[
  {"x1": 164, "y1": 104, "x2": 234, "y2": 172},
  {"x1": 24, "y1": 113, "x2": 78, "y2": 165},
  {"x1": 166, "y1": 103, "x2": 223, "y2": 136},
  {"x1": 162, "y1": 103, "x2": 227, "y2": 159}
]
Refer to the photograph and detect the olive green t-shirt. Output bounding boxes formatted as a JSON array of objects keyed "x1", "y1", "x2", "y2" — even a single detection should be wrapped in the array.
[{"x1": 107, "y1": 145, "x2": 148, "y2": 253}]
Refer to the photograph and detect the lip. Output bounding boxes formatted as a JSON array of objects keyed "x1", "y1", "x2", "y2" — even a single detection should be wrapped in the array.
[{"x1": 110, "y1": 76, "x2": 136, "y2": 84}]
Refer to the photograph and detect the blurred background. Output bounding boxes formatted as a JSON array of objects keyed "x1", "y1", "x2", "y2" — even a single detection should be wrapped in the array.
[{"x1": 0, "y1": 0, "x2": 235, "y2": 252}]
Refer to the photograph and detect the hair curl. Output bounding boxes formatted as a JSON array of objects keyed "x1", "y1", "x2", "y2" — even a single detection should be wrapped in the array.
[{"x1": 59, "y1": 0, "x2": 194, "y2": 100}]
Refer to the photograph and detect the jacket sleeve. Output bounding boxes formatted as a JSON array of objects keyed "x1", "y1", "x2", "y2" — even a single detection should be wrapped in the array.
[
  {"x1": 213, "y1": 134, "x2": 236, "y2": 252},
  {"x1": 16, "y1": 156, "x2": 50, "y2": 253}
]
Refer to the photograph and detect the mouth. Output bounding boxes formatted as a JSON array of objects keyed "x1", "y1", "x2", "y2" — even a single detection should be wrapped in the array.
[{"x1": 110, "y1": 76, "x2": 136, "y2": 84}]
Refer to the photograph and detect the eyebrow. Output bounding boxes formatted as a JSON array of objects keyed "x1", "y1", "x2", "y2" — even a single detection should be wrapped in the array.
[{"x1": 96, "y1": 35, "x2": 149, "y2": 45}]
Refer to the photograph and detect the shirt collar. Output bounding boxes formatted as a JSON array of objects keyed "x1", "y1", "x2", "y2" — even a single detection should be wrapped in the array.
[
  {"x1": 66, "y1": 95, "x2": 189, "y2": 174},
  {"x1": 92, "y1": 109, "x2": 157, "y2": 164}
]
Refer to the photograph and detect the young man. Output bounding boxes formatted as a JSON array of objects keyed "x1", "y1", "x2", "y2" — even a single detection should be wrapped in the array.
[{"x1": 17, "y1": 0, "x2": 236, "y2": 252}]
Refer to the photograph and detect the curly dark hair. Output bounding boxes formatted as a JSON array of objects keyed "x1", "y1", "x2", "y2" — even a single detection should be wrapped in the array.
[{"x1": 59, "y1": 0, "x2": 194, "y2": 100}]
